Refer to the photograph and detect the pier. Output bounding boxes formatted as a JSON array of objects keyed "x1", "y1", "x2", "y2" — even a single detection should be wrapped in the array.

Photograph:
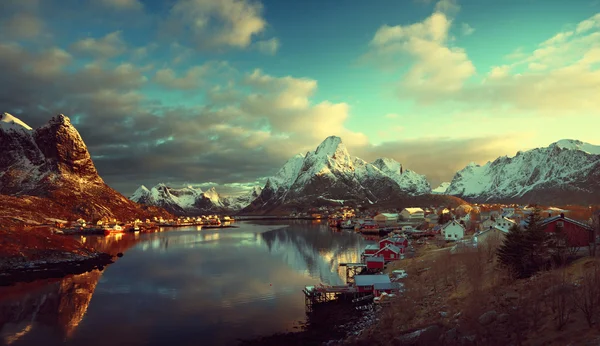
[{"x1": 339, "y1": 262, "x2": 366, "y2": 284}]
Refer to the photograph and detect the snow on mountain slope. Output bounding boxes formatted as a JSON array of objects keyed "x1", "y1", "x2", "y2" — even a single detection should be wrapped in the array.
[
  {"x1": 371, "y1": 158, "x2": 431, "y2": 194},
  {"x1": 223, "y1": 186, "x2": 263, "y2": 211},
  {"x1": 554, "y1": 139, "x2": 600, "y2": 155},
  {"x1": 432, "y1": 182, "x2": 450, "y2": 194},
  {"x1": 130, "y1": 183, "x2": 261, "y2": 215},
  {"x1": 445, "y1": 139, "x2": 600, "y2": 204},
  {"x1": 244, "y1": 136, "x2": 433, "y2": 213},
  {"x1": 1, "y1": 112, "x2": 33, "y2": 131}
]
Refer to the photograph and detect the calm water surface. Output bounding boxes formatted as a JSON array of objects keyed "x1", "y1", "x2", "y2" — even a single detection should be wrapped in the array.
[{"x1": 0, "y1": 220, "x2": 372, "y2": 346}]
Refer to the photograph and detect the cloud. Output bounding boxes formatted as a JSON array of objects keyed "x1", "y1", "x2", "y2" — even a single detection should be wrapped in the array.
[
  {"x1": 384, "y1": 113, "x2": 399, "y2": 119},
  {"x1": 70, "y1": 31, "x2": 127, "y2": 59},
  {"x1": 0, "y1": 40, "x2": 367, "y2": 195},
  {"x1": 164, "y1": 0, "x2": 267, "y2": 50},
  {"x1": 153, "y1": 62, "x2": 230, "y2": 90},
  {"x1": 255, "y1": 38, "x2": 280, "y2": 55},
  {"x1": 366, "y1": 1, "x2": 475, "y2": 103},
  {"x1": 462, "y1": 12, "x2": 600, "y2": 113},
  {"x1": 99, "y1": 0, "x2": 143, "y2": 11},
  {"x1": 461, "y1": 22, "x2": 475, "y2": 36},
  {"x1": 0, "y1": 13, "x2": 44, "y2": 39}
]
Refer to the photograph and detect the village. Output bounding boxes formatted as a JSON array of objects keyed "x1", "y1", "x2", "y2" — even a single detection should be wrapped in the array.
[{"x1": 301, "y1": 202, "x2": 599, "y2": 315}]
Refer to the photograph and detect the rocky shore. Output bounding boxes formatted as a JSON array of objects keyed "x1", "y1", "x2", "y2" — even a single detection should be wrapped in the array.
[{"x1": 0, "y1": 227, "x2": 114, "y2": 286}]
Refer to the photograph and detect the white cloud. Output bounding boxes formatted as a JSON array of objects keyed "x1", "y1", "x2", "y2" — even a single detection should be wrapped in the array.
[
  {"x1": 99, "y1": 0, "x2": 143, "y2": 10},
  {"x1": 256, "y1": 38, "x2": 280, "y2": 55},
  {"x1": 461, "y1": 22, "x2": 475, "y2": 36},
  {"x1": 153, "y1": 62, "x2": 229, "y2": 90},
  {"x1": 471, "y1": 12, "x2": 600, "y2": 113},
  {"x1": 368, "y1": 6, "x2": 475, "y2": 100},
  {"x1": 385, "y1": 113, "x2": 399, "y2": 119},
  {"x1": 70, "y1": 31, "x2": 127, "y2": 59},
  {"x1": 166, "y1": 0, "x2": 267, "y2": 50}
]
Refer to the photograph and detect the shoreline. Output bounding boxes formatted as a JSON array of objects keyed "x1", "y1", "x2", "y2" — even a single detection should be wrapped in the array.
[{"x1": 0, "y1": 252, "x2": 114, "y2": 286}]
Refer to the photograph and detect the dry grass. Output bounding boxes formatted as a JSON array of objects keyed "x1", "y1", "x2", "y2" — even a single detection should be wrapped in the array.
[{"x1": 348, "y1": 244, "x2": 600, "y2": 346}]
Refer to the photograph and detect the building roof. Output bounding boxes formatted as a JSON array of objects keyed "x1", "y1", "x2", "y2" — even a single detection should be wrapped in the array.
[
  {"x1": 403, "y1": 208, "x2": 424, "y2": 214},
  {"x1": 540, "y1": 215, "x2": 593, "y2": 231},
  {"x1": 354, "y1": 274, "x2": 392, "y2": 286},
  {"x1": 375, "y1": 244, "x2": 401, "y2": 255},
  {"x1": 374, "y1": 282, "x2": 394, "y2": 290},
  {"x1": 365, "y1": 244, "x2": 380, "y2": 251},
  {"x1": 366, "y1": 256, "x2": 385, "y2": 263},
  {"x1": 442, "y1": 220, "x2": 466, "y2": 231},
  {"x1": 377, "y1": 213, "x2": 399, "y2": 218}
]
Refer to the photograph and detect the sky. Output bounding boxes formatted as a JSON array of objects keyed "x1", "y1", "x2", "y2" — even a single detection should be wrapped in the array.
[{"x1": 1, "y1": 0, "x2": 599, "y2": 197}]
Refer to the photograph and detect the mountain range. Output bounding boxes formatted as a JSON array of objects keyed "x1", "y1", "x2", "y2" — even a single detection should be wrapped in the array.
[
  {"x1": 130, "y1": 184, "x2": 263, "y2": 216},
  {"x1": 242, "y1": 136, "x2": 464, "y2": 214},
  {"x1": 0, "y1": 112, "x2": 171, "y2": 226},
  {"x1": 442, "y1": 139, "x2": 600, "y2": 205}
]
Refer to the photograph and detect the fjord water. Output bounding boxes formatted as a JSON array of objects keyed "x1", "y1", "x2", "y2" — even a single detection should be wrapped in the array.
[{"x1": 0, "y1": 221, "x2": 371, "y2": 346}]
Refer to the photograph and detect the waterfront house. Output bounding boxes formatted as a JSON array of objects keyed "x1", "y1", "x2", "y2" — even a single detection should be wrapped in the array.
[
  {"x1": 442, "y1": 220, "x2": 466, "y2": 241},
  {"x1": 540, "y1": 213, "x2": 594, "y2": 247},
  {"x1": 400, "y1": 208, "x2": 425, "y2": 221},
  {"x1": 374, "y1": 213, "x2": 399, "y2": 226},
  {"x1": 381, "y1": 236, "x2": 408, "y2": 249},
  {"x1": 354, "y1": 275, "x2": 397, "y2": 296},
  {"x1": 364, "y1": 244, "x2": 380, "y2": 255},
  {"x1": 365, "y1": 256, "x2": 385, "y2": 270},
  {"x1": 372, "y1": 244, "x2": 402, "y2": 261}
]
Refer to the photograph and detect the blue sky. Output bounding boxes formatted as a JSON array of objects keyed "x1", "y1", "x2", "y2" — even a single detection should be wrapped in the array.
[{"x1": 1, "y1": 0, "x2": 599, "y2": 195}]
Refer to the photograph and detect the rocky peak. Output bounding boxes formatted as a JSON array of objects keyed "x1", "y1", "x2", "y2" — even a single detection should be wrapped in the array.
[{"x1": 33, "y1": 114, "x2": 101, "y2": 182}]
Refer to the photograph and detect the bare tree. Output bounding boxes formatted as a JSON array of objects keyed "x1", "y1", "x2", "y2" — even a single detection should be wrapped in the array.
[
  {"x1": 573, "y1": 261, "x2": 600, "y2": 327},
  {"x1": 548, "y1": 269, "x2": 574, "y2": 331}
]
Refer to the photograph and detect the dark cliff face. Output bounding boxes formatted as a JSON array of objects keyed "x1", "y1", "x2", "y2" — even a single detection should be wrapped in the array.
[
  {"x1": 0, "y1": 113, "x2": 172, "y2": 223},
  {"x1": 33, "y1": 114, "x2": 101, "y2": 182}
]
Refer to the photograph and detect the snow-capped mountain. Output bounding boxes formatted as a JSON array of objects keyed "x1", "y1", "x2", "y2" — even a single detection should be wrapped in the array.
[
  {"x1": 445, "y1": 139, "x2": 600, "y2": 204},
  {"x1": 0, "y1": 112, "x2": 171, "y2": 223},
  {"x1": 244, "y1": 136, "x2": 433, "y2": 213},
  {"x1": 432, "y1": 182, "x2": 451, "y2": 194},
  {"x1": 130, "y1": 183, "x2": 262, "y2": 215}
]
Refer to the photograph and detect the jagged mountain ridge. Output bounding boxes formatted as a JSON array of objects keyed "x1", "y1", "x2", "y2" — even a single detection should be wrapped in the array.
[
  {"x1": 243, "y1": 136, "x2": 435, "y2": 214},
  {"x1": 445, "y1": 139, "x2": 600, "y2": 204},
  {"x1": 130, "y1": 183, "x2": 263, "y2": 215},
  {"x1": 0, "y1": 112, "x2": 171, "y2": 224}
]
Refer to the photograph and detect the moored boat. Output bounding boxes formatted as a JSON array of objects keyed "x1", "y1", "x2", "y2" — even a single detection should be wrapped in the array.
[{"x1": 103, "y1": 224, "x2": 125, "y2": 236}]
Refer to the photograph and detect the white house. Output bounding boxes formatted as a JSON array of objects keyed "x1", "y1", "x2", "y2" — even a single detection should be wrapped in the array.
[
  {"x1": 400, "y1": 208, "x2": 425, "y2": 220},
  {"x1": 442, "y1": 220, "x2": 466, "y2": 241},
  {"x1": 495, "y1": 216, "x2": 516, "y2": 229}
]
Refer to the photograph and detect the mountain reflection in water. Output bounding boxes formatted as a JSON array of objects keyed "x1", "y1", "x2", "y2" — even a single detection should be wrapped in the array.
[{"x1": 0, "y1": 221, "x2": 372, "y2": 346}]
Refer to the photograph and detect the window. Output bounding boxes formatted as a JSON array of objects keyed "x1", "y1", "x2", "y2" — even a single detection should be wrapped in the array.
[
  {"x1": 557, "y1": 221, "x2": 564, "y2": 227},
  {"x1": 390, "y1": 254, "x2": 395, "y2": 258}
]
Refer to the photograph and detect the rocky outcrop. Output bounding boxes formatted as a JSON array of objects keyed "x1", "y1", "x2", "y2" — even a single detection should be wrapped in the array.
[{"x1": 0, "y1": 112, "x2": 171, "y2": 224}]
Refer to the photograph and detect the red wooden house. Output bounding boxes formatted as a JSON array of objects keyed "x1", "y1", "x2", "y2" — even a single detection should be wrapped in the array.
[
  {"x1": 540, "y1": 213, "x2": 594, "y2": 247},
  {"x1": 365, "y1": 256, "x2": 385, "y2": 270},
  {"x1": 372, "y1": 244, "x2": 402, "y2": 261},
  {"x1": 364, "y1": 244, "x2": 380, "y2": 255},
  {"x1": 354, "y1": 275, "x2": 399, "y2": 296}
]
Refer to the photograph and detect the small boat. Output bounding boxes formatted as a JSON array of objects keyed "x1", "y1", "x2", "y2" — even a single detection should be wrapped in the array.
[{"x1": 103, "y1": 224, "x2": 125, "y2": 236}]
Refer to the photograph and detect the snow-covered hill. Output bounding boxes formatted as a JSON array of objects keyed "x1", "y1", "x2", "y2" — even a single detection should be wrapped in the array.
[
  {"x1": 130, "y1": 183, "x2": 262, "y2": 215},
  {"x1": 432, "y1": 182, "x2": 450, "y2": 194},
  {"x1": 244, "y1": 136, "x2": 433, "y2": 213},
  {"x1": 445, "y1": 139, "x2": 600, "y2": 204}
]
